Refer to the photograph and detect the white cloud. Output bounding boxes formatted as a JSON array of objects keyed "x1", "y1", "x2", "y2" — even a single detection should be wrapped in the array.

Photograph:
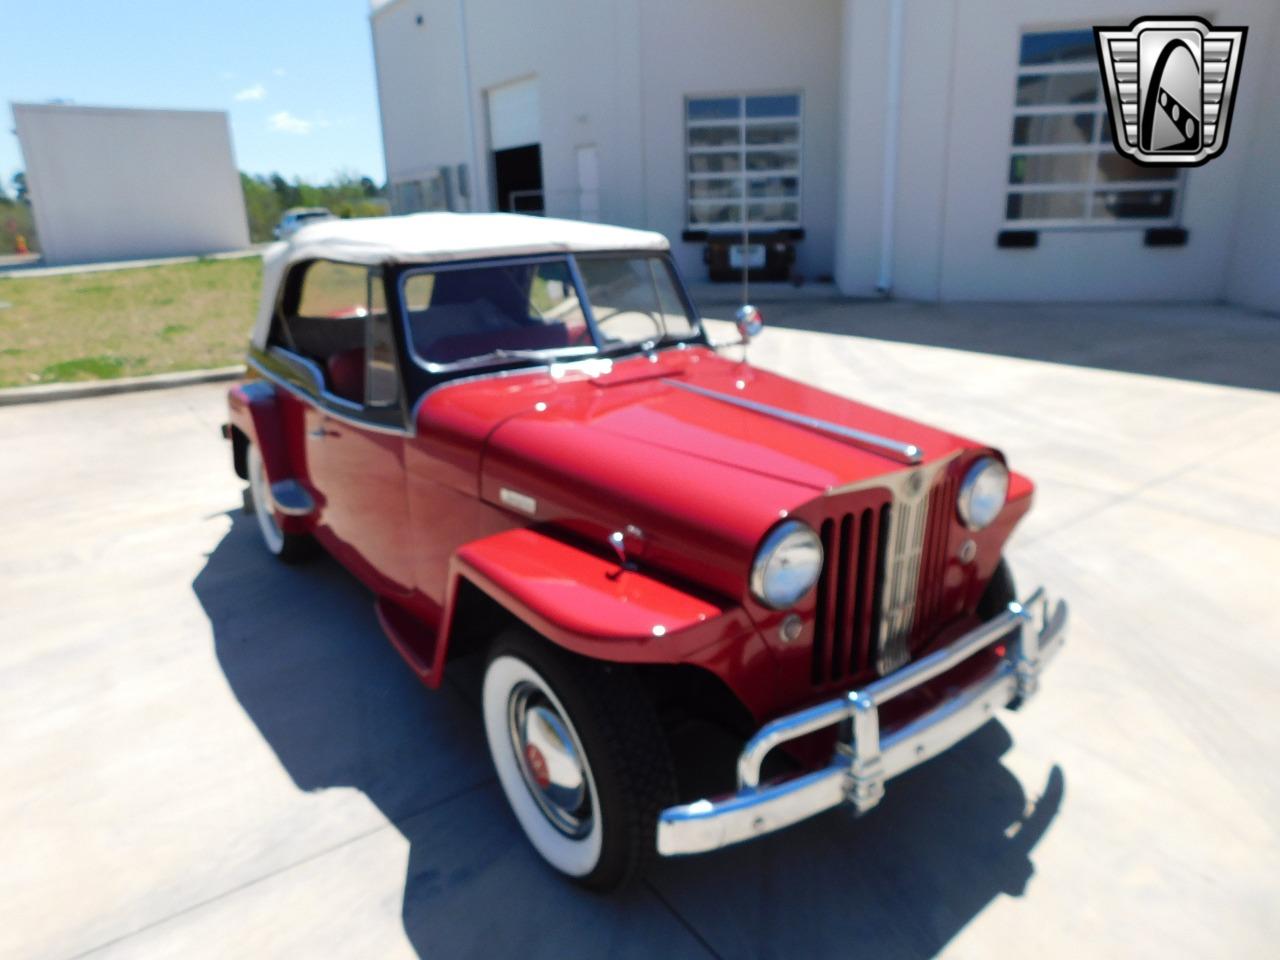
[
  {"x1": 234, "y1": 83, "x2": 267, "y2": 102},
  {"x1": 272, "y1": 67, "x2": 287, "y2": 77},
  {"x1": 269, "y1": 111, "x2": 313, "y2": 135}
]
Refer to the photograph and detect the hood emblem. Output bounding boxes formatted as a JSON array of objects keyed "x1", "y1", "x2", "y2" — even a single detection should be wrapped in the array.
[{"x1": 664, "y1": 380, "x2": 923, "y2": 465}]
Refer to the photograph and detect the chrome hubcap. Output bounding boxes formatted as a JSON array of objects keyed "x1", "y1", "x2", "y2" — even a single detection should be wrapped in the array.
[{"x1": 507, "y1": 682, "x2": 592, "y2": 838}]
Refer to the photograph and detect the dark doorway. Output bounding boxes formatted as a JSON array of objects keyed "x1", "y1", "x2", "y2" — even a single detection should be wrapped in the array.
[{"x1": 493, "y1": 144, "x2": 544, "y2": 215}]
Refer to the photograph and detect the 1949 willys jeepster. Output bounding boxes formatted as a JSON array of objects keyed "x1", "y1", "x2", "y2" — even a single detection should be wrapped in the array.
[{"x1": 225, "y1": 212, "x2": 1067, "y2": 890}]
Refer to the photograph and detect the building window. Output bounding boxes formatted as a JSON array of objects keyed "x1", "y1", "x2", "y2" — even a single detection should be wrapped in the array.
[
  {"x1": 686, "y1": 93, "x2": 802, "y2": 230},
  {"x1": 390, "y1": 168, "x2": 454, "y2": 215},
  {"x1": 1005, "y1": 29, "x2": 1182, "y2": 227}
]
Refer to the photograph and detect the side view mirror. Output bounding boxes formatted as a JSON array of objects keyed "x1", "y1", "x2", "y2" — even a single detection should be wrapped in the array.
[{"x1": 735, "y1": 304, "x2": 764, "y2": 344}]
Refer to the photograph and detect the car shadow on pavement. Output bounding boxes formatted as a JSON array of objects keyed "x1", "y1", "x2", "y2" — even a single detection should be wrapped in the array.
[{"x1": 195, "y1": 512, "x2": 1064, "y2": 959}]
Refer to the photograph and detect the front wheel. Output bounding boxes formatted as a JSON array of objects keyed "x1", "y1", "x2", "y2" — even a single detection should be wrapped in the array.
[
  {"x1": 482, "y1": 629, "x2": 676, "y2": 890},
  {"x1": 978, "y1": 557, "x2": 1018, "y2": 622}
]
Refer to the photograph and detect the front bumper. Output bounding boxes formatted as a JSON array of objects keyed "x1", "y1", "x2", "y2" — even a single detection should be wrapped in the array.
[{"x1": 656, "y1": 588, "x2": 1067, "y2": 856}]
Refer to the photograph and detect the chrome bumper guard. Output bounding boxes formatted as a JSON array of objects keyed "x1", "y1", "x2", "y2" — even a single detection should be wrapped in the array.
[{"x1": 656, "y1": 588, "x2": 1068, "y2": 856}]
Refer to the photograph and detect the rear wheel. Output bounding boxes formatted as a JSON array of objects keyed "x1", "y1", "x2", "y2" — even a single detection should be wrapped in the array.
[
  {"x1": 482, "y1": 628, "x2": 676, "y2": 890},
  {"x1": 246, "y1": 444, "x2": 312, "y2": 563}
]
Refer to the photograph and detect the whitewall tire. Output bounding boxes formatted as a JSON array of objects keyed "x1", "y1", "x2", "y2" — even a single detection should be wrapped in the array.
[
  {"x1": 481, "y1": 629, "x2": 677, "y2": 890},
  {"x1": 484, "y1": 654, "x2": 604, "y2": 877}
]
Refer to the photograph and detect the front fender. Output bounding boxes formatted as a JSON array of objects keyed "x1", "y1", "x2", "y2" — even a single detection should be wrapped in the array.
[{"x1": 442, "y1": 527, "x2": 757, "y2": 666}]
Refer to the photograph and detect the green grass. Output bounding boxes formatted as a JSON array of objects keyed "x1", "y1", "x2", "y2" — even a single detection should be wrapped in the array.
[
  {"x1": 39, "y1": 356, "x2": 130, "y2": 381},
  {"x1": 0, "y1": 257, "x2": 261, "y2": 388}
]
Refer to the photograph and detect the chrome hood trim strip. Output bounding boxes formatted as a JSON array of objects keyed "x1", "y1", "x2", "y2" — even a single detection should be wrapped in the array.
[{"x1": 663, "y1": 379, "x2": 923, "y2": 465}]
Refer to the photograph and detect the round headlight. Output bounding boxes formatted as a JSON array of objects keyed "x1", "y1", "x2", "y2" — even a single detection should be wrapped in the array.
[
  {"x1": 957, "y1": 457, "x2": 1009, "y2": 530},
  {"x1": 750, "y1": 520, "x2": 823, "y2": 609}
]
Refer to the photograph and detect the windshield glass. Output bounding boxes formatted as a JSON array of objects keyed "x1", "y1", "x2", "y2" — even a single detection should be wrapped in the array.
[
  {"x1": 574, "y1": 256, "x2": 697, "y2": 349},
  {"x1": 401, "y1": 255, "x2": 698, "y2": 370}
]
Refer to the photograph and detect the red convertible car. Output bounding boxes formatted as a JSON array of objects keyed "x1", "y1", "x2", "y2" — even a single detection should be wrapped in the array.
[{"x1": 224, "y1": 212, "x2": 1066, "y2": 890}]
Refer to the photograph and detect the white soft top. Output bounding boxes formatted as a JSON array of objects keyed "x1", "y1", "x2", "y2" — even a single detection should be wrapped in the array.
[{"x1": 251, "y1": 212, "x2": 670, "y2": 348}]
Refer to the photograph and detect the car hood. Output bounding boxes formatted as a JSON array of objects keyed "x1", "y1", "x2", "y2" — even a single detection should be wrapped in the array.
[{"x1": 431, "y1": 346, "x2": 976, "y2": 598}]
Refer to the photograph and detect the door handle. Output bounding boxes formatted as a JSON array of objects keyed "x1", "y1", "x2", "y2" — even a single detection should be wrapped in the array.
[{"x1": 308, "y1": 427, "x2": 338, "y2": 439}]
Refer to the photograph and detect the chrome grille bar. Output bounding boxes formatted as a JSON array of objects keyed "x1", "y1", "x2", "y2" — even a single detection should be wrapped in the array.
[{"x1": 876, "y1": 493, "x2": 930, "y2": 674}]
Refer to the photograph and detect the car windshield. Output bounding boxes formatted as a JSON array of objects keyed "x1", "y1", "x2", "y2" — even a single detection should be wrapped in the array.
[{"x1": 401, "y1": 254, "x2": 699, "y2": 370}]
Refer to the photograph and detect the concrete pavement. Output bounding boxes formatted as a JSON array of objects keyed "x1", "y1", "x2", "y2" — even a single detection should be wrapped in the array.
[{"x1": 3, "y1": 302, "x2": 1278, "y2": 958}]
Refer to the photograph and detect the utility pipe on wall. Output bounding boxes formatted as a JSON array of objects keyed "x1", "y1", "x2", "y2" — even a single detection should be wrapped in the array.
[
  {"x1": 456, "y1": 0, "x2": 488, "y2": 212},
  {"x1": 877, "y1": 0, "x2": 905, "y2": 294}
]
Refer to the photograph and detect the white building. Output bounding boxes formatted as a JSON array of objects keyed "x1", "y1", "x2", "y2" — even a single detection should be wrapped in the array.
[
  {"x1": 369, "y1": 0, "x2": 1280, "y2": 312},
  {"x1": 12, "y1": 104, "x2": 250, "y2": 265}
]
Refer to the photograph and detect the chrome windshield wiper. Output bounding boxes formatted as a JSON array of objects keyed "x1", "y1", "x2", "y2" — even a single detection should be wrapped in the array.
[
  {"x1": 595, "y1": 335, "x2": 695, "y2": 356},
  {"x1": 434, "y1": 337, "x2": 700, "y2": 374},
  {"x1": 488, "y1": 345, "x2": 601, "y2": 361},
  {"x1": 437, "y1": 344, "x2": 601, "y2": 372}
]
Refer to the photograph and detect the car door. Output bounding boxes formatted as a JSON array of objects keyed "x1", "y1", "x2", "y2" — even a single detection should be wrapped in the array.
[
  {"x1": 306, "y1": 406, "x2": 413, "y2": 596},
  {"x1": 298, "y1": 265, "x2": 415, "y2": 596}
]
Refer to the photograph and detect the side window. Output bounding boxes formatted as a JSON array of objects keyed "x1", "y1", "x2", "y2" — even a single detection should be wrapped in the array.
[
  {"x1": 279, "y1": 260, "x2": 400, "y2": 415},
  {"x1": 298, "y1": 260, "x2": 369, "y2": 318},
  {"x1": 402, "y1": 259, "x2": 590, "y2": 366}
]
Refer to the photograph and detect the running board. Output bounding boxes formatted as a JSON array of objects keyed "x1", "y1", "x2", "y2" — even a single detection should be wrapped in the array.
[{"x1": 375, "y1": 597, "x2": 442, "y2": 687}]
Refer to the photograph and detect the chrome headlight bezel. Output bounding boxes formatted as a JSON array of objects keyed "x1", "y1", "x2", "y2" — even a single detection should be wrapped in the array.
[
  {"x1": 750, "y1": 520, "x2": 824, "y2": 610},
  {"x1": 957, "y1": 456, "x2": 1010, "y2": 530}
]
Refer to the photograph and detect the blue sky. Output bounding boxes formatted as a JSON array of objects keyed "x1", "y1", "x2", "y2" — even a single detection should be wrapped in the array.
[{"x1": 3, "y1": 0, "x2": 385, "y2": 189}]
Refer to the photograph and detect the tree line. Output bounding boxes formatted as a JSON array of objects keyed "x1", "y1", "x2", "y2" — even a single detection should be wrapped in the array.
[
  {"x1": 240, "y1": 171, "x2": 388, "y2": 243},
  {"x1": 0, "y1": 173, "x2": 37, "y2": 255},
  {"x1": 0, "y1": 171, "x2": 389, "y2": 254}
]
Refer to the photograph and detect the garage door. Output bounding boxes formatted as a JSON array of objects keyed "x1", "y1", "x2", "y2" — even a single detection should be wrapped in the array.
[{"x1": 488, "y1": 78, "x2": 540, "y2": 151}]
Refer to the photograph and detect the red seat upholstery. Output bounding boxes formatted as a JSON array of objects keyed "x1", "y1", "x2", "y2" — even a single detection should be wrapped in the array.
[{"x1": 326, "y1": 348, "x2": 365, "y2": 403}]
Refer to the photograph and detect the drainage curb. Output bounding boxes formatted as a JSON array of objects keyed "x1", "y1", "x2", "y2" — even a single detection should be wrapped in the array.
[{"x1": 0, "y1": 366, "x2": 246, "y2": 406}]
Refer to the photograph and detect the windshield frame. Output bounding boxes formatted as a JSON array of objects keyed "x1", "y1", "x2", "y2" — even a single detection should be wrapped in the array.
[{"x1": 395, "y1": 249, "x2": 706, "y2": 379}]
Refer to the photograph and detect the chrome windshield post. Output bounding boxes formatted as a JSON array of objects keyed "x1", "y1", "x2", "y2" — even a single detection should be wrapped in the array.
[
  {"x1": 564, "y1": 253, "x2": 604, "y2": 350},
  {"x1": 848, "y1": 692, "x2": 886, "y2": 814}
]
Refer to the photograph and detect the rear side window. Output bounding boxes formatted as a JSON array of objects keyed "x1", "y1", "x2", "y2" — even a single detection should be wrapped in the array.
[
  {"x1": 272, "y1": 260, "x2": 400, "y2": 414},
  {"x1": 297, "y1": 261, "x2": 369, "y2": 319},
  {"x1": 402, "y1": 259, "x2": 590, "y2": 365}
]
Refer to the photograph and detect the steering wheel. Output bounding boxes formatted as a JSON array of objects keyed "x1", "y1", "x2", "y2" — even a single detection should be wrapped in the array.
[{"x1": 593, "y1": 306, "x2": 664, "y2": 339}]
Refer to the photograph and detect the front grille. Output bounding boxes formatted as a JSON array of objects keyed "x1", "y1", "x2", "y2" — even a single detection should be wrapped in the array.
[
  {"x1": 914, "y1": 471, "x2": 958, "y2": 638},
  {"x1": 812, "y1": 500, "x2": 891, "y2": 685},
  {"x1": 811, "y1": 469, "x2": 958, "y2": 687}
]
